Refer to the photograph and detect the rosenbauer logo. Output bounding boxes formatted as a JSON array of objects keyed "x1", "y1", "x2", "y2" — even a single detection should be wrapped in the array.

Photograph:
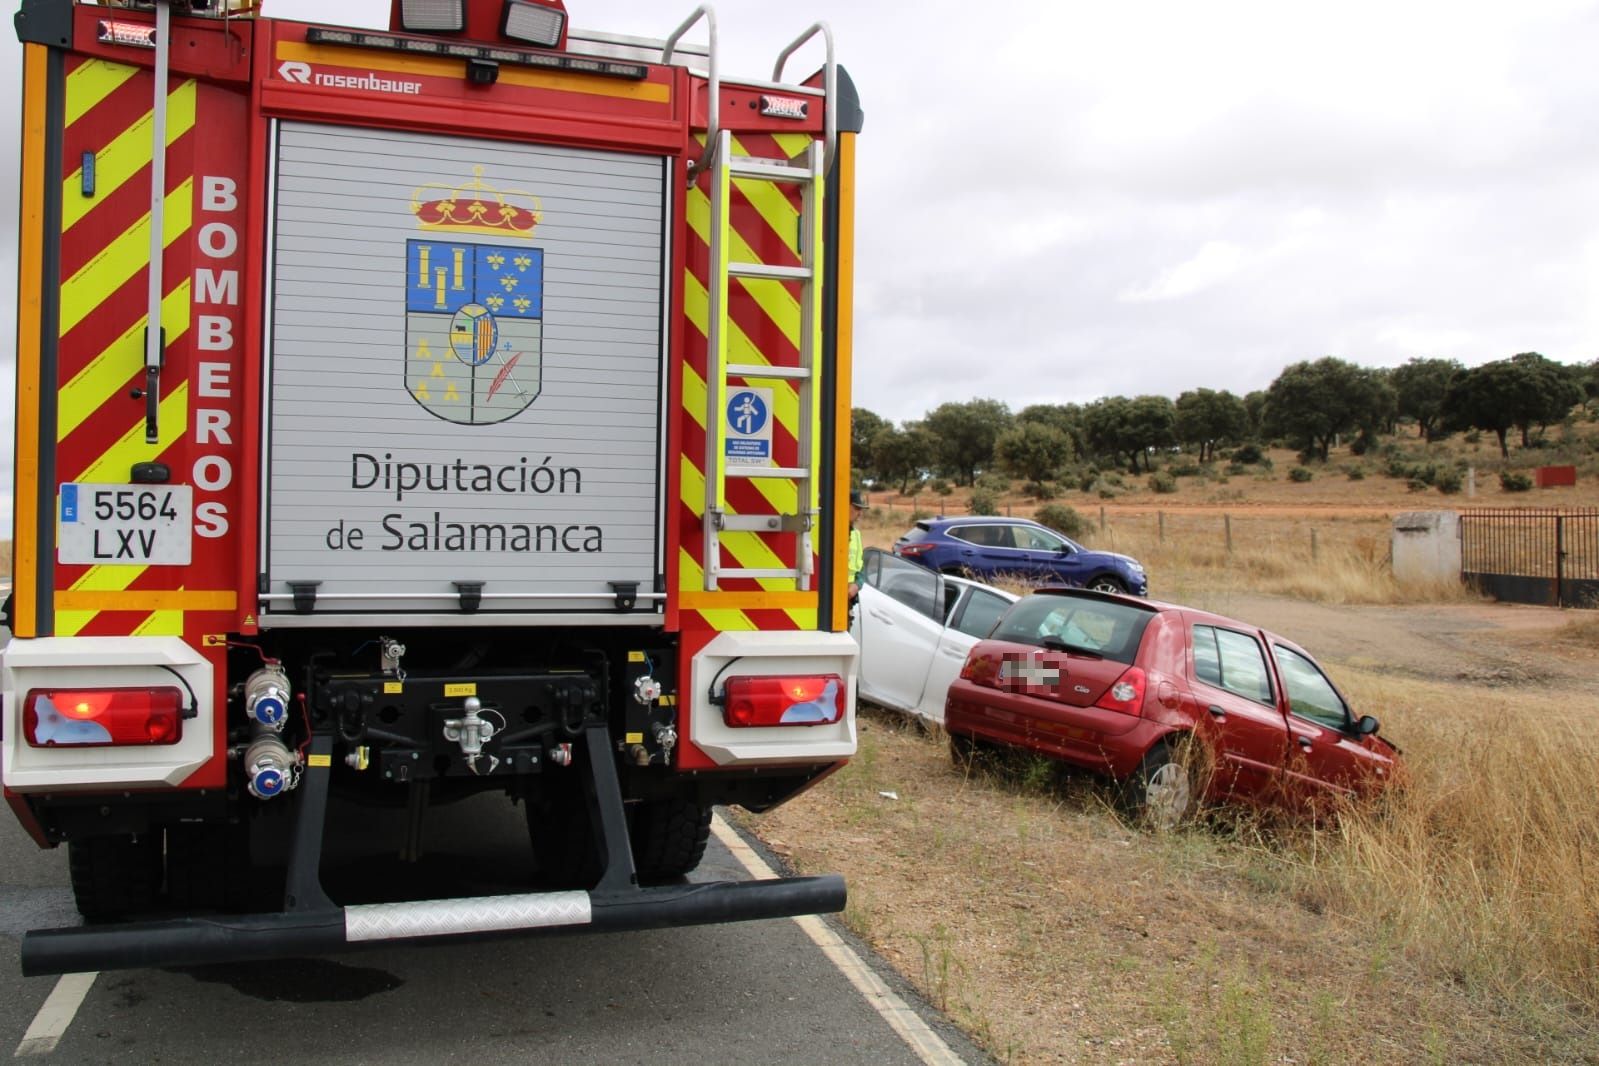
[{"x1": 276, "y1": 60, "x2": 422, "y2": 96}]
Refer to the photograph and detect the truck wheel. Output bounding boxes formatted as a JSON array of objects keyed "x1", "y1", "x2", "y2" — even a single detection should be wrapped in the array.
[
  {"x1": 166, "y1": 822, "x2": 255, "y2": 913},
  {"x1": 526, "y1": 784, "x2": 601, "y2": 889},
  {"x1": 629, "y1": 799, "x2": 711, "y2": 882},
  {"x1": 67, "y1": 833, "x2": 163, "y2": 921}
]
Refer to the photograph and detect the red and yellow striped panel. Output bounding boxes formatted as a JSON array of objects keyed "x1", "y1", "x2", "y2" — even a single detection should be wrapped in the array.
[
  {"x1": 677, "y1": 131, "x2": 825, "y2": 634},
  {"x1": 48, "y1": 57, "x2": 245, "y2": 641}
]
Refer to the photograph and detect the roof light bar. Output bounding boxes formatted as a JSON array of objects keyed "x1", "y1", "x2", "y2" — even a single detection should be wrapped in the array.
[{"x1": 305, "y1": 26, "x2": 646, "y2": 79}]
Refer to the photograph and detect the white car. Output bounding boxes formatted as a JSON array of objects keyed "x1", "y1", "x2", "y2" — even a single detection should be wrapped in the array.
[{"x1": 851, "y1": 549, "x2": 1018, "y2": 724}]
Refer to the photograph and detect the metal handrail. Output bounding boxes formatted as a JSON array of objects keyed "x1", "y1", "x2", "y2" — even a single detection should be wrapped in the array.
[
  {"x1": 663, "y1": 5, "x2": 719, "y2": 183},
  {"x1": 772, "y1": 21, "x2": 835, "y2": 174}
]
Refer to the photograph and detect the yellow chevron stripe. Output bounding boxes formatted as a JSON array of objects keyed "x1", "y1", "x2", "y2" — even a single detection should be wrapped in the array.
[
  {"x1": 771, "y1": 133, "x2": 815, "y2": 160},
  {"x1": 728, "y1": 133, "x2": 807, "y2": 262},
  {"x1": 65, "y1": 59, "x2": 140, "y2": 127},
  {"x1": 729, "y1": 136, "x2": 823, "y2": 515},
  {"x1": 59, "y1": 280, "x2": 191, "y2": 441},
  {"x1": 682, "y1": 270, "x2": 802, "y2": 473},
  {"x1": 275, "y1": 40, "x2": 670, "y2": 103},
  {"x1": 71, "y1": 383, "x2": 189, "y2": 483},
  {"x1": 686, "y1": 185, "x2": 801, "y2": 349},
  {"x1": 680, "y1": 363, "x2": 796, "y2": 517},
  {"x1": 60, "y1": 178, "x2": 193, "y2": 337},
  {"x1": 682, "y1": 268, "x2": 791, "y2": 386},
  {"x1": 62, "y1": 80, "x2": 197, "y2": 232},
  {"x1": 133, "y1": 611, "x2": 184, "y2": 637},
  {"x1": 55, "y1": 561, "x2": 145, "y2": 637},
  {"x1": 676, "y1": 552, "x2": 756, "y2": 630},
  {"x1": 679, "y1": 457, "x2": 797, "y2": 592}
]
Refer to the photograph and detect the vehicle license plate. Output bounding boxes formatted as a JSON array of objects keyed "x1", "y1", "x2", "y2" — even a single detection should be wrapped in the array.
[{"x1": 57, "y1": 484, "x2": 193, "y2": 565}]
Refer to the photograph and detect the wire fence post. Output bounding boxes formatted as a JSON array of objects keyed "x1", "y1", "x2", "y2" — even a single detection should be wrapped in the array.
[
  {"x1": 1158, "y1": 511, "x2": 1165, "y2": 543},
  {"x1": 1099, "y1": 506, "x2": 1107, "y2": 533},
  {"x1": 1311, "y1": 527, "x2": 1318, "y2": 560},
  {"x1": 1225, "y1": 513, "x2": 1233, "y2": 554}
]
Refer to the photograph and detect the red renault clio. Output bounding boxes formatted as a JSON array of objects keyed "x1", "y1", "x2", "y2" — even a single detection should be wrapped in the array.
[{"x1": 944, "y1": 588, "x2": 1402, "y2": 825}]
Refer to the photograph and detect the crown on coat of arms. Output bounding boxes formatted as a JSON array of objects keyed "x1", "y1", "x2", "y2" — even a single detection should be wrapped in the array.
[{"x1": 411, "y1": 166, "x2": 541, "y2": 237}]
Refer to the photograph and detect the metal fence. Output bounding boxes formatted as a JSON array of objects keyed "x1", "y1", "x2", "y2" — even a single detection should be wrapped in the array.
[{"x1": 1459, "y1": 508, "x2": 1599, "y2": 608}]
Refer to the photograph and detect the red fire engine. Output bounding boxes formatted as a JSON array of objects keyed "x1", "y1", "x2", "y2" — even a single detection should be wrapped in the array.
[{"x1": 4, "y1": 0, "x2": 862, "y2": 975}]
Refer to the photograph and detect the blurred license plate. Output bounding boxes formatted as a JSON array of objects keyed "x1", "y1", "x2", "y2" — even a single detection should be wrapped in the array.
[{"x1": 57, "y1": 484, "x2": 193, "y2": 565}]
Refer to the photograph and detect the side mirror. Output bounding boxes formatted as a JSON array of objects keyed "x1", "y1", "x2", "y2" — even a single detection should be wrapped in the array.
[{"x1": 1352, "y1": 715, "x2": 1380, "y2": 737}]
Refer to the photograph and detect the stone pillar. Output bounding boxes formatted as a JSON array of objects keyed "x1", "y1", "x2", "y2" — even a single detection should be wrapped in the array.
[{"x1": 1391, "y1": 511, "x2": 1462, "y2": 588}]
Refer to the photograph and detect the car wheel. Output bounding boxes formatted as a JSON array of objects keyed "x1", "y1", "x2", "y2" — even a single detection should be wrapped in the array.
[
  {"x1": 1088, "y1": 575, "x2": 1126, "y2": 594},
  {"x1": 948, "y1": 731, "x2": 999, "y2": 770},
  {"x1": 1121, "y1": 739, "x2": 1199, "y2": 830}
]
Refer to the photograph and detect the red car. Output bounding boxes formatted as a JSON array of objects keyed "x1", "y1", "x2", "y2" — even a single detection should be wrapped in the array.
[{"x1": 944, "y1": 588, "x2": 1401, "y2": 824}]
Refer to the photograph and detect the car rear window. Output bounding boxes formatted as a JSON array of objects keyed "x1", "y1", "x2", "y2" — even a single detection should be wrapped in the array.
[
  {"x1": 899, "y1": 523, "x2": 931, "y2": 543},
  {"x1": 990, "y1": 594, "x2": 1155, "y2": 665}
]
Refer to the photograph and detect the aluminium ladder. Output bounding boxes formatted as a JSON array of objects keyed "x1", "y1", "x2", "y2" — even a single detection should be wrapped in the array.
[{"x1": 701, "y1": 129, "x2": 826, "y2": 591}]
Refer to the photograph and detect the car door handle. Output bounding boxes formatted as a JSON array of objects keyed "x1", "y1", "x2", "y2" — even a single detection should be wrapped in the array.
[
  {"x1": 1296, "y1": 735, "x2": 1313, "y2": 749},
  {"x1": 868, "y1": 609, "x2": 895, "y2": 624},
  {"x1": 1207, "y1": 704, "x2": 1226, "y2": 718},
  {"x1": 960, "y1": 549, "x2": 974, "y2": 556}
]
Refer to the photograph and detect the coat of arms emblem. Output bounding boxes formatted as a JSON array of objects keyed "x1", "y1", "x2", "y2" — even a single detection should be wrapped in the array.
[{"x1": 404, "y1": 167, "x2": 544, "y2": 425}]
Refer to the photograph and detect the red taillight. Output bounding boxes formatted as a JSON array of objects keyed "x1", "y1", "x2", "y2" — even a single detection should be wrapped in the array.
[
  {"x1": 1094, "y1": 666, "x2": 1147, "y2": 716},
  {"x1": 22, "y1": 687, "x2": 184, "y2": 748},
  {"x1": 896, "y1": 542, "x2": 935, "y2": 558},
  {"x1": 959, "y1": 650, "x2": 997, "y2": 685},
  {"x1": 721, "y1": 674, "x2": 845, "y2": 727}
]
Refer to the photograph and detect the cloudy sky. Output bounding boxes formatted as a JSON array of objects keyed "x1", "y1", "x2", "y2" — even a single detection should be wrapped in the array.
[{"x1": 3, "y1": 0, "x2": 1599, "y2": 534}]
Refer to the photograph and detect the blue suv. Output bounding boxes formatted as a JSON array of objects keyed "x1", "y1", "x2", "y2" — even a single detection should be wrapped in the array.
[{"x1": 893, "y1": 516, "x2": 1148, "y2": 595}]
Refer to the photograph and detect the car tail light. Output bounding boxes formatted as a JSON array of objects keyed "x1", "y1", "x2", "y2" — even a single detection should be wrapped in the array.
[
  {"x1": 22, "y1": 687, "x2": 184, "y2": 748},
  {"x1": 721, "y1": 675, "x2": 845, "y2": 727},
  {"x1": 1093, "y1": 667, "x2": 1147, "y2": 716},
  {"x1": 959, "y1": 651, "x2": 997, "y2": 686},
  {"x1": 895, "y1": 542, "x2": 935, "y2": 558}
]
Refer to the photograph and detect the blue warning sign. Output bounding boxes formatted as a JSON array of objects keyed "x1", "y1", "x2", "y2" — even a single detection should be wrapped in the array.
[{"x1": 725, "y1": 388, "x2": 774, "y2": 465}]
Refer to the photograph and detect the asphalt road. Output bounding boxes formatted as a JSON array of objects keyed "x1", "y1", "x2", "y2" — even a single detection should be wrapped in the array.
[{"x1": 0, "y1": 609, "x2": 980, "y2": 1064}]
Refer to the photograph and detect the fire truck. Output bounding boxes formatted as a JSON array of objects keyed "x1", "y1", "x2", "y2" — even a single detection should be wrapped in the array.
[{"x1": 4, "y1": 0, "x2": 862, "y2": 975}]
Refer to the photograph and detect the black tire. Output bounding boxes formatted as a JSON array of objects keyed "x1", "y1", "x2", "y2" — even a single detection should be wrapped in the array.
[
  {"x1": 526, "y1": 782, "x2": 601, "y2": 889},
  {"x1": 629, "y1": 798, "x2": 712, "y2": 882},
  {"x1": 949, "y1": 731, "x2": 999, "y2": 770},
  {"x1": 1119, "y1": 739, "x2": 1199, "y2": 830},
  {"x1": 1087, "y1": 575, "x2": 1126, "y2": 595},
  {"x1": 67, "y1": 833, "x2": 163, "y2": 921},
  {"x1": 165, "y1": 821, "x2": 256, "y2": 913}
]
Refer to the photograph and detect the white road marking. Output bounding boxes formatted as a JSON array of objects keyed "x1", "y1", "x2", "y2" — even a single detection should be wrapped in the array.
[
  {"x1": 14, "y1": 971, "x2": 97, "y2": 1058},
  {"x1": 710, "y1": 815, "x2": 966, "y2": 1066}
]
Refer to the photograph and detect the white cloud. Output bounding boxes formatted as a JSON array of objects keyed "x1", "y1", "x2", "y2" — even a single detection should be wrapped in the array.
[
  {"x1": 3, "y1": 0, "x2": 1599, "y2": 536},
  {"x1": 1121, "y1": 241, "x2": 1246, "y2": 303}
]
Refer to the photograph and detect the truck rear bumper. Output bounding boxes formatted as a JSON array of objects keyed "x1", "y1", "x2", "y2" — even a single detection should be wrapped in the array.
[{"x1": 21, "y1": 873, "x2": 846, "y2": 976}]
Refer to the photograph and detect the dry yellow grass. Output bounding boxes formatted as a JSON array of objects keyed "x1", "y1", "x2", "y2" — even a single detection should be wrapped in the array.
[
  {"x1": 1318, "y1": 670, "x2": 1599, "y2": 1015},
  {"x1": 752, "y1": 699, "x2": 1599, "y2": 1062},
  {"x1": 858, "y1": 507, "x2": 1477, "y2": 608},
  {"x1": 793, "y1": 504, "x2": 1599, "y2": 1061}
]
